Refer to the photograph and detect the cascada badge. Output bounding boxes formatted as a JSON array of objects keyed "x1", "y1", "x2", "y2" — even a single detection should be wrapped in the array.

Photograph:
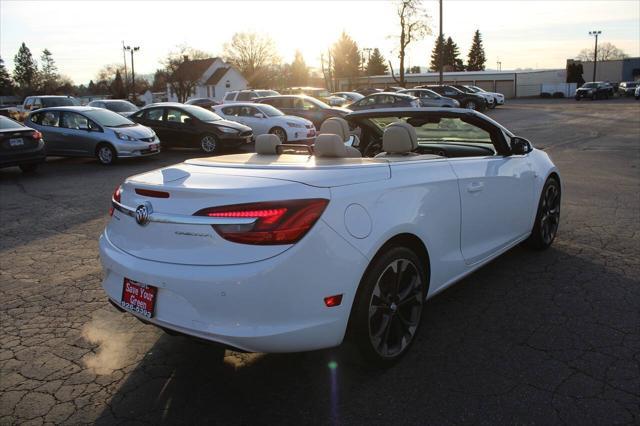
[{"x1": 135, "y1": 202, "x2": 152, "y2": 226}]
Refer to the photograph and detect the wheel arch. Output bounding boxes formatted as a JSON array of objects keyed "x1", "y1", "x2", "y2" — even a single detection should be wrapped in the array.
[{"x1": 94, "y1": 140, "x2": 115, "y2": 154}]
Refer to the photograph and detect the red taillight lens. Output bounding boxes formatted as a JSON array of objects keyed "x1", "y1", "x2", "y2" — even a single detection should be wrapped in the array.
[
  {"x1": 135, "y1": 188, "x2": 170, "y2": 198},
  {"x1": 109, "y1": 185, "x2": 122, "y2": 216},
  {"x1": 194, "y1": 199, "x2": 329, "y2": 245},
  {"x1": 31, "y1": 130, "x2": 42, "y2": 140}
]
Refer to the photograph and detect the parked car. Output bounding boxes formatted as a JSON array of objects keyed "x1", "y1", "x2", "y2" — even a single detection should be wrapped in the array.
[
  {"x1": 419, "y1": 85, "x2": 487, "y2": 111},
  {"x1": 87, "y1": 99, "x2": 139, "y2": 117},
  {"x1": 635, "y1": 85, "x2": 640, "y2": 100},
  {"x1": 465, "y1": 85, "x2": 505, "y2": 107},
  {"x1": 255, "y1": 95, "x2": 351, "y2": 129},
  {"x1": 384, "y1": 86, "x2": 405, "y2": 92},
  {"x1": 212, "y1": 103, "x2": 316, "y2": 144},
  {"x1": 331, "y1": 92, "x2": 365, "y2": 105},
  {"x1": 575, "y1": 82, "x2": 613, "y2": 100},
  {"x1": 617, "y1": 81, "x2": 639, "y2": 97},
  {"x1": 223, "y1": 89, "x2": 280, "y2": 104},
  {"x1": 355, "y1": 87, "x2": 383, "y2": 96},
  {"x1": 185, "y1": 97, "x2": 221, "y2": 109},
  {"x1": 101, "y1": 107, "x2": 560, "y2": 365},
  {"x1": 398, "y1": 88, "x2": 460, "y2": 107},
  {"x1": 26, "y1": 106, "x2": 160, "y2": 165},
  {"x1": 0, "y1": 115, "x2": 45, "y2": 172},
  {"x1": 348, "y1": 92, "x2": 420, "y2": 111},
  {"x1": 450, "y1": 85, "x2": 495, "y2": 109},
  {"x1": 129, "y1": 103, "x2": 252, "y2": 154},
  {"x1": 17, "y1": 96, "x2": 79, "y2": 121}
]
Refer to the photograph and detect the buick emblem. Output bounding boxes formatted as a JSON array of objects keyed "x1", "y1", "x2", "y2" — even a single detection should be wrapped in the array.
[{"x1": 135, "y1": 202, "x2": 152, "y2": 226}]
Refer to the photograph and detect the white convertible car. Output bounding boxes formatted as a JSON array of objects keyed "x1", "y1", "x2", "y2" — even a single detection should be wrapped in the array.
[{"x1": 100, "y1": 109, "x2": 560, "y2": 365}]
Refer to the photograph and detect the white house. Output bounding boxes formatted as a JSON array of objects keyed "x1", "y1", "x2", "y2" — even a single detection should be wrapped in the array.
[{"x1": 166, "y1": 57, "x2": 248, "y2": 102}]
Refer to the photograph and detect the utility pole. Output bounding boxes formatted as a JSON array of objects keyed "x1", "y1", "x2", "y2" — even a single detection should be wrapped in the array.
[
  {"x1": 438, "y1": 0, "x2": 443, "y2": 85},
  {"x1": 125, "y1": 46, "x2": 140, "y2": 101},
  {"x1": 589, "y1": 30, "x2": 601, "y2": 82},
  {"x1": 497, "y1": 59, "x2": 502, "y2": 71},
  {"x1": 122, "y1": 41, "x2": 128, "y2": 96}
]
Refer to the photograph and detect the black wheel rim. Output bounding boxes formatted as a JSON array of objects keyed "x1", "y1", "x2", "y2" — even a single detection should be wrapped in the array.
[
  {"x1": 368, "y1": 258, "x2": 423, "y2": 358},
  {"x1": 540, "y1": 184, "x2": 560, "y2": 244}
]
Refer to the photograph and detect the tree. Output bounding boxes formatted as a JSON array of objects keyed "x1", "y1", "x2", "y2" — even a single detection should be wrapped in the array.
[
  {"x1": 429, "y1": 34, "x2": 445, "y2": 72},
  {"x1": 110, "y1": 70, "x2": 126, "y2": 98},
  {"x1": 444, "y1": 37, "x2": 465, "y2": 71},
  {"x1": 566, "y1": 61, "x2": 585, "y2": 86},
  {"x1": 366, "y1": 48, "x2": 388, "y2": 76},
  {"x1": 40, "y1": 49, "x2": 59, "y2": 93},
  {"x1": 331, "y1": 32, "x2": 360, "y2": 87},
  {"x1": 223, "y1": 32, "x2": 280, "y2": 88},
  {"x1": 576, "y1": 42, "x2": 628, "y2": 62},
  {"x1": 466, "y1": 30, "x2": 486, "y2": 71},
  {"x1": 289, "y1": 50, "x2": 309, "y2": 87},
  {"x1": 87, "y1": 80, "x2": 96, "y2": 95},
  {"x1": 151, "y1": 69, "x2": 168, "y2": 92},
  {"x1": 13, "y1": 42, "x2": 39, "y2": 94},
  {"x1": 163, "y1": 45, "x2": 211, "y2": 103},
  {"x1": 391, "y1": 0, "x2": 430, "y2": 87},
  {"x1": 0, "y1": 58, "x2": 15, "y2": 96}
]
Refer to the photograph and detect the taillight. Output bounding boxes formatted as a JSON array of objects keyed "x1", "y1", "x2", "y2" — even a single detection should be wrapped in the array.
[
  {"x1": 31, "y1": 130, "x2": 42, "y2": 140},
  {"x1": 194, "y1": 199, "x2": 329, "y2": 245},
  {"x1": 135, "y1": 188, "x2": 170, "y2": 198},
  {"x1": 109, "y1": 185, "x2": 122, "y2": 216}
]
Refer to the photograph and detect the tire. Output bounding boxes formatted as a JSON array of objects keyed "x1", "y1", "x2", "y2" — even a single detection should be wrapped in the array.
[
  {"x1": 489, "y1": 101, "x2": 496, "y2": 109},
  {"x1": 96, "y1": 144, "x2": 117, "y2": 165},
  {"x1": 268, "y1": 127, "x2": 287, "y2": 143},
  {"x1": 19, "y1": 163, "x2": 38, "y2": 173},
  {"x1": 349, "y1": 246, "x2": 427, "y2": 366},
  {"x1": 524, "y1": 177, "x2": 561, "y2": 250},
  {"x1": 200, "y1": 134, "x2": 219, "y2": 154},
  {"x1": 464, "y1": 100, "x2": 478, "y2": 110},
  {"x1": 575, "y1": 96, "x2": 581, "y2": 101}
]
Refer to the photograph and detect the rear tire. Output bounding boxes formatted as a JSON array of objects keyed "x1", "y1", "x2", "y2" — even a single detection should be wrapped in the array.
[
  {"x1": 19, "y1": 163, "x2": 38, "y2": 173},
  {"x1": 96, "y1": 144, "x2": 116, "y2": 165},
  {"x1": 524, "y1": 177, "x2": 561, "y2": 250},
  {"x1": 349, "y1": 246, "x2": 427, "y2": 366}
]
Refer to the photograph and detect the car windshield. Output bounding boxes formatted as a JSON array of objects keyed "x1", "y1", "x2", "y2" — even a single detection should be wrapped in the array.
[
  {"x1": 183, "y1": 105, "x2": 222, "y2": 121},
  {"x1": 0, "y1": 116, "x2": 24, "y2": 129},
  {"x1": 464, "y1": 86, "x2": 479, "y2": 93},
  {"x1": 369, "y1": 116, "x2": 493, "y2": 144},
  {"x1": 256, "y1": 90, "x2": 279, "y2": 97},
  {"x1": 42, "y1": 97, "x2": 78, "y2": 107},
  {"x1": 257, "y1": 104, "x2": 284, "y2": 117},
  {"x1": 306, "y1": 97, "x2": 330, "y2": 108},
  {"x1": 625, "y1": 82, "x2": 638, "y2": 88},
  {"x1": 84, "y1": 109, "x2": 135, "y2": 127},
  {"x1": 106, "y1": 101, "x2": 138, "y2": 113},
  {"x1": 582, "y1": 83, "x2": 598, "y2": 88},
  {"x1": 470, "y1": 86, "x2": 486, "y2": 93}
]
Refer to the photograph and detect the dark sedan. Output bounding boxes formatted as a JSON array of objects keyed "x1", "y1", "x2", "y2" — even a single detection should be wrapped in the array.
[
  {"x1": 0, "y1": 116, "x2": 45, "y2": 172},
  {"x1": 418, "y1": 85, "x2": 487, "y2": 111},
  {"x1": 129, "y1": 103, "x2": 252, "y2": 154},
  {"x1": 575, "y1": 82, "x2": 613, "y2": 100},
  {"x1": 348, "y1": 92, "x2": 420, "y2": 111},
  {"x1": 255, "y1": 95, "x2": 351, "y2": 129},
  {"x1": 185, "y1": 97, "x2": 220, "y2": 109}
]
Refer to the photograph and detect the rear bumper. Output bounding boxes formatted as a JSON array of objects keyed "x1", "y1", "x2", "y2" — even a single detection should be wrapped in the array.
[
  {"x1": 99, "y1": 220, "x2": 368, "y2": 353},
  {"x1": 0, "y1": 141, "x2": 46, "y2": 168}
]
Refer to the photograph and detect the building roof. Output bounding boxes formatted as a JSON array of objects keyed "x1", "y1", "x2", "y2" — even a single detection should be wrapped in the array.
[
  {"x1": 172, "y1": 58, "x2": 218, "y2": 80},
  {"x1": 205, "y1": 67, "x2": 230, "y2": 85}
]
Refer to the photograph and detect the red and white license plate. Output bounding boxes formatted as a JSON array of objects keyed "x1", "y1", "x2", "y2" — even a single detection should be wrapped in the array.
[{"x1": 121, "y1": 278, "x2": 157, "y2": 318}]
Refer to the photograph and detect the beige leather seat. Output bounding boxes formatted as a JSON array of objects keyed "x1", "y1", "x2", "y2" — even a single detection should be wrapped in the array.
[
  {"x1": 255, "y1": 134, "x2": 281, "y2": 155},
  {"x1": 317, "y1": 117, "x2": 361, "y2": 158},
  {"x1": 375, "y1": 122, "x2": 419, "y2": 158},
  {"x1": 315, "y1": 134, "x2": 360, "y2": 158}
]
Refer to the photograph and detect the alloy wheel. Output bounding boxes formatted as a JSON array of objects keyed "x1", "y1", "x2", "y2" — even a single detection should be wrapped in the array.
[
  {"x1": 368, "y1": 258, "x2": 423, "y2": 358},
  {"x1": 270, "y1": 128, "x2": 287, "y2": 143},
  {"x1": 540, "y1": 183, "x2": 560, "y2": 245},
  {"x1": 466, "y1": 101, "x2": 477, "y2": 110},
  {"x1": 201, "y1": 135, "x2": 217, "y2": 153}
]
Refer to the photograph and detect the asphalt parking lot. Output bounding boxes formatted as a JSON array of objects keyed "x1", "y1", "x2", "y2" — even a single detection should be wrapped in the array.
[{"x1": 1, "y1": 98, "x2": 639, "y2": 425}]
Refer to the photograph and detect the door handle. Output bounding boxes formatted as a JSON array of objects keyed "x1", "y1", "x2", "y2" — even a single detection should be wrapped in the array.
[{"x1": 467, "y1": 182, "x2": 484, "y2": 193}]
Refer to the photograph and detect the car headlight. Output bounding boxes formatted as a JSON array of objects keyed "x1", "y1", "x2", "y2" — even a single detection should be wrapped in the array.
[
  {"x1": 286, "y1": 122, "x2": 305, "y2": 128},
  {"x1": 115, "y1": 131, "x2": 137, "y2": 141},
  {"x1": 219, "y1": 127, "x2": 239, "y2": 134}
]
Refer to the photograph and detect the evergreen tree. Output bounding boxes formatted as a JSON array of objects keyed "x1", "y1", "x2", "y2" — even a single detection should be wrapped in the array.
[
  {"x1": 0, "y1": 58, "x2": 15, "y2": 96},
  {"x1": 444, "y1": 37, "x2": 464, "y2": 71},
  {"x1": 13, "y1": 42, "x2": 39, "y2": 94},
  {"x1": 429, "y1": 34, "x2": 445, "y2": 71},
  {"x1": 40, "y1": 49, "x2": 59, "y2": 93},
  {"x1": 331, "y1": 32, "x2": 360, "y2": 85},
  {"x1": 289, "y1": 50, "x2": 309, "y2": 86},
  {"x1": 87, "y1": 80, "x2": 96, "y2": 94},
  {"x1": 110, "y1": 70, "x2": 126, "y2": 99},
  {"x1": 366, "y1": 48, "x2": 388, "y2": 76},
  {"x1": 466, "y1": 30, "x2": 486, "y2": 71}
]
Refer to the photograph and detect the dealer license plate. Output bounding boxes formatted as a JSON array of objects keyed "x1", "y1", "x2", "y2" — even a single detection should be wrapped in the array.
[{"x1": 121, "y1": 278, "x2": 157, "y2": 318}]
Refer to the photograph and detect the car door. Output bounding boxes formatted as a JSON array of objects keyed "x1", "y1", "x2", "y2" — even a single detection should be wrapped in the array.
[
  {"x1": 442, "y1": 118, "x2": 535, "y2": 265},
  {"x1": 139, "y1": 108, "x2": 168, "y2": 142},
  {"x1": 32, "y1": 110, "x2": 65, "y2": 153},
  {"x1": 59, "y1": 111, "x2": 95, "y2": 155},
  {"x1": 165, "y1": 108, "x2": 198, "y2": 146},
  {"x1": 243, "y1": 106, "x2": 270, "y2": 135}
]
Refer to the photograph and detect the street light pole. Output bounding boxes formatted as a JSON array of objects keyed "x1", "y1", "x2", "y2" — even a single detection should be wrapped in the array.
[
  {"x1": 122, "y1": 41, "x2": 129, "y2": 96},
  {"x1": 589, "y1": 30, "x2": 601, "y2": 82},
  {"x1": 125, "y1": 46, "x2": 140, "y2": 101},
  {"x1": 438, "y1": 0, "x2": 443, "y2": 85}
]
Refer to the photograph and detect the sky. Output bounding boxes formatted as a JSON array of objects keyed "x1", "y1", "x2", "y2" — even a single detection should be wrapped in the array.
[{"x1": 1, "y1": 0, "x2": 639, "y2": 85}]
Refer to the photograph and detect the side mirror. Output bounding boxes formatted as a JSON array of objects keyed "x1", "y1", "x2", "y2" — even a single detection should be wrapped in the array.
[{"x1": 510, "y1": 136, "x2": 532, "y2": 155}]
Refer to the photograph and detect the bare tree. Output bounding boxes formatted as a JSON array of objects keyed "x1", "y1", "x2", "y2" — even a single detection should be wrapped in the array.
[
  {"x1": 391, "y1": 0, "x2": 430, "y2": 87},
  {"x1": 163, "y1": 45, "x2": 211, "y2": 103},
  {"x1": 576, "y1": 42, "x2": 628, "y2": 62},
  {"x1": 223, "y1": 32, "x2": 280, "y2": 88}
]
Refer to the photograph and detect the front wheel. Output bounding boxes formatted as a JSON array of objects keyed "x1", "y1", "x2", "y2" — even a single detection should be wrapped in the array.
[
  {"x1": 524, "y1": 177, "x2": 561, "y2": 250},
  {"x1": 268, "y1": 127, "x2": 287, "y2": 143},
  {"x1": 200, "y1": 134, "x2": 219, "y2": 154},
  {"x1": 96, "y1": 144, "x2": 117, "y2": 165},
  {"x1": 349, "y1": 246, "x2": 427, "y2": 366},
  {"x1": 464, "y1": 100, "x2": 477, "y2": 110}
]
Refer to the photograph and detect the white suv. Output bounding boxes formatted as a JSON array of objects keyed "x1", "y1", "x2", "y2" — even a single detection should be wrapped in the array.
[{"x1": 223, "y1": 89, "x2": 280, "y2": 104}]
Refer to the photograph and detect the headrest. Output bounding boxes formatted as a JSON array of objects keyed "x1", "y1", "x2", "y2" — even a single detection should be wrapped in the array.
[
  {"x1": 319, "y1": 117, "x2": 350, "y2": 142},
  {"x1": 314, "y1": 134, "x2": 361, "y2": 158},
  {"x1": 382, "y1": 122, "x2": 418, "y2": 153},
  {"x1": 255, "y1": 134, "x2": 281, "y2": 155}
]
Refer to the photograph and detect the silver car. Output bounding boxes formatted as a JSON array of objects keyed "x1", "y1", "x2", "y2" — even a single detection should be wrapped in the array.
[
  {"x1": 86, "y1": 99, "x2": 139, "y2": 117},
  {"x1": 398, "y1": 89, "x2": 460, "y2": 108},
  {"x1": 25, "y1": 106, "x2": 160, "y2": 165}
]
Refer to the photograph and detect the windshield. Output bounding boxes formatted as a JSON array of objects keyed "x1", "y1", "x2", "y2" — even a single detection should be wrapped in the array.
[
  {"x1": 625, "y1": 82, "x2": 638, "y2": 88},
  {"x1": 106, "y1": 101, "x2": 138, "y2": 113},
  {"x1": 257, "y1": 104, "x2": 284, "y2": 117},
  {"x1": 369, "y1": 116, "x2": 493, "y2": 145},
  {"x1": 464, "y1": 86, "x2": 479, "y2": 93},
  {"x1": 183, "y1": 105, "x2": 222, "y2": 121},
  {"x1": 306, "y1": 97, "x2": 330, "y2": 109},
  {"x1": 84, "y1": 109, "x2": 135, "y2": 127},
  {"x1": 582, "y1": 83, "x2": 598, "y2": 88},
  {"x1": 42, "y1": 97, "x2": 78, "y2": 107}
]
